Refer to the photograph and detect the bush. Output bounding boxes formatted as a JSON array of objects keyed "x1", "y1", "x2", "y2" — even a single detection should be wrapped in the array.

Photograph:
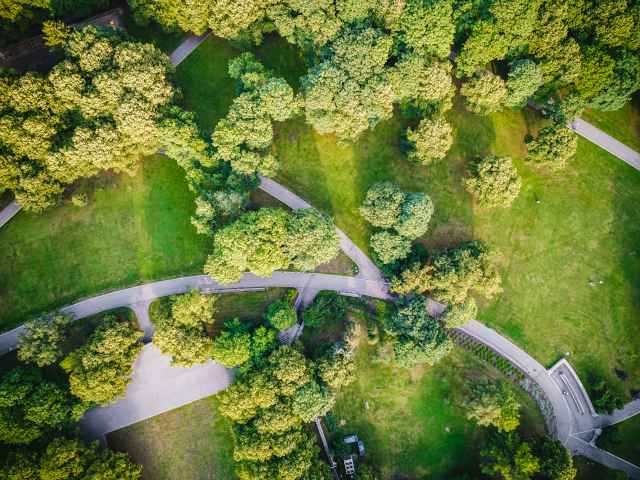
[
  {"x1": 71, "y1": 193, "x2": 88, "y2": 207},
  {"x1": 325, "y1": 410, "x2": 339, "y2": 434},
  {"x1": 614, "y1": 368, "x2": 628, "y2": 381},
  {"x1": 330, "y1": 439, "x2": 351, "y2": 460},
  {"x1": 264, "y1": 301, "x2": 298, "y2": 330},
  {"x1": 589, "y1": 378, "x2": 624, "y2": 415},
  {"x1": 596, "y1": 424, "x2": 622, "y2": 451},
  {"x1": 366, "y1": 322, "x2": 379, "y2": 345}
]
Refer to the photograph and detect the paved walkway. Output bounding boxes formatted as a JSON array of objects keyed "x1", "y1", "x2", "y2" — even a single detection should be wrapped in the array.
[
  {"x1": 168, "y1": 29, "x2": 211, "y2": 65},
  {"x1": 0, "y1": 199, "x2": 21, "y2": 228},
  {"x1": 569, "y1": 119, "x2": 640, "y2": 171}
]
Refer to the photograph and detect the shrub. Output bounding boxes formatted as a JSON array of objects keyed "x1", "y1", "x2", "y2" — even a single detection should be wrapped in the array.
[
  {"x1": 614, "y1": 368, "x2": 629, "y2": 381},
  {"x1": 325, "y1": 410, "x2": 339, "y2": 434},
  {"x1": 71, "y1": 193, "x2": 88, "y2": 207},
  {"x1": 596, "y1": 424, "x2": 622, "y2": 451},
  {"x1": 264, "y1": 301, "x2": 298, "y2": 330}
]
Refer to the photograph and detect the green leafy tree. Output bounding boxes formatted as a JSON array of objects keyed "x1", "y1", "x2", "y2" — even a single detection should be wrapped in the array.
[
  {"x1": 229, "y1": 52, "x2": 274, "y2": 95},
  {"x1": 538, "y1": 39, "x2": 581, "y2": 87},
  {"x1": 455, "y1": 21, "x2": 510, "y2": 77},
  {"x1": 0, "y1": 367, "x2": 88, "y2": 444},
  {"x1": 299, "y1": 25, "x2": 395, "y2": 146},
  {"x1": 602, "y1": 470, "x2": 629, "y2": 480},
  {"x1": 302, "y1": 296, "x2": 333, "y2": 328},
  {"x1": 461, "y1": 72, "x2": 507, "y2": 116},
  {"x1": 211, "y1": 318, "x2": 252, "y2": 369},
  {"x1": 17, "y1": 312, "x2": 71, "y2": 367},
  {"x1": 384, "y1": 296, "x2": 452, "y2": 369},
  {"x1": 463, "y1": 155, "x2": 522, "y2": 208},
  {"x1": 204, "y1": 207, "x2": 291, "y2": 284},
  {"x1": 355, "y1": 465, "x2": 383, "y2": 480},
  {"x1": 401, "y1": 118, "x2": 453, "y2": 166},
  {"x1": 441, "y1": 296, "x2": 477, "y2": 328},
  {"x1": 528, "y1": 434, "x2": 576, "y2": 480},
  {"x1": 315, "y1": 344, "x2": 357, "y2": 389},
  {"x1": 542, "y1": 92, "x2": 584, "y2": 125},
  {"x1": 576, "y1": 45, "x2": 615, "y2": 99},
  {"x1": 589, "y1": 378, "x2": 624, "y2": 415},
  {"x1": 461, "y1": 378, "x2": 521, "y2": 431},
  {"x1": 390, "y1": 261, "x2": 432, "y2": 294},
  {"x1": 264, "y1": 300, "x2": 298, "y2": 331},
  {"x1": 60, "y1": 317, "x2": 143, "y2": 406},
  {"x1": 330, "y1": 439, "x2": 351, "y2": 460},
  {"x1": 359, "y1": 182, "x2": 405, "y2": 228},
  {"x1": 588, "y1": 50, "x2": 640, "y2": 112},
  {"x1": 395, "y1": 0, "x2": 455, "y2": 59},
  {"x1": 42, "y1": 20, "x2": 70, "y2": 53},
  {"x1": 525, "y1": 123, "x2": 577, "y2": 171},
  {"x1": 595, "y1": 424, "x2": 622, "y2": 451},
  {"x1": 480, "y1": 432, "x2": 540, "y2": 480},
  {"x1": 156, "y1": 106, "x2": 215, "y2": 169},
  {"x1": 171, "y1": 288, "x2": 218, "y2": 328},
  {"x1": 191, "y1": 190, "x2": 250, "y2": 235},
  {"x1": 370, "y1": 230, "x2": 412, "y2": 265},
  {"x1": 502, "y1": 60, "x2": 544, "y2": 109},
  {"x1": 292, "y1": 380, "x2": 336, "y2": 422},
  {"x1": 284, "y1": 208, "x2": 341, "y2": 272},
  {"x1": 430, "y1": 239, "x2": 503, "y2": 305}
]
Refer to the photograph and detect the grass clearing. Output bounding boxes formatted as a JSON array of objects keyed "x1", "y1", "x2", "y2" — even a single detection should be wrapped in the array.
[
  {"x1": 0, "y1": 155, "x2": 211, "y2": 330},
  {"x1": 106, "y1": 394, "x2": 236, "y2": 480},
  {"x1": 606, "y1": 414, "x2": 640, "y2": 464},
  {"x1": 305, "y1": 316, "x2": 545, "y2": 479}
]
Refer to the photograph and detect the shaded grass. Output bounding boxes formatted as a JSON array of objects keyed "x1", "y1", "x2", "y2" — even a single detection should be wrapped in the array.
[
  {"x1": 573, "y1": 456, "x2": 612, "y2": 480},
  {"x1": 106, "y1": 394, "x2": 236, "y2": 480},
  {"x1": 313, "y1": 317, "x2": 544, "y2": 480},
  {"x1": 581, "y1": 92, "x2": 640, "y2": 153},
  {"x1": 148, "y1": 288, "x2": 290, "y2": 339},
  {"x1": 120, "y1": 6, "x2": 190, "y2": 56},
  {"x1": 0, "y1": 155, "x2": 212, "y2": 330},
  {"x1": 606, "y1": 414, "x2": 640, "y2": 465}
]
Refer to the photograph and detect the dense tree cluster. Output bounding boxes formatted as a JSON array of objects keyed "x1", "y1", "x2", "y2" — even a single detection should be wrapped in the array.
[
  {"x1": 60, "y1": 316, "x2": 143, "y2": 406},
  {"x1": 153, "y1": 288, "x2": 217, "y2": 368},
  {"x1": 588, "y1": 378, "x2": 624, "y2": 415},
  {"x1": 0, "y1": 436, "x2": 142, "y2": 479},
  {"x1": 0, "y1": 26, "x2": 180, "y2": 213},
  {"x1": 17, "y1": 311, "x2": 71, "y2": 367},
  {"x1": 217, "y1": 343, "x2": 334, "y2": 480},
  {"x1": 302, "y1": 292, "x2": 347, "y2": 328},
  {"x1": 204, "y1": 207, "x2": 340, "y2": 284},
  {"x1": 461, "y1": 378, "x2": 521, "y2": 432},
  {"x1": 463, "y1": 155, "x2": 522, "y2": 208},
  {"x1": 440, "y1": 295, "x2": 477, "y2": 328},
  {"x1": 211, "y1": 318, "x2": 279, "y2": 373}
]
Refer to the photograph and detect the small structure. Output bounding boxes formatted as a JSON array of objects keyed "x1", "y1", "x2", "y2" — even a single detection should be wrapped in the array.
[
  {"x1": 358, "y1": 440, "x2": 365, "y2": 456},
  {"x1": 344, "y1": 435, "x2": 358, "y2": 444},
  {"x1": 365, "y1": 401, "x2": 369, "y2": 410},
  {"x1": 589, "y1": 429, "x2": 602, "y2": 446},
  {"x1": 344, "y1": 458, "x2": 355, "y2": 475}
]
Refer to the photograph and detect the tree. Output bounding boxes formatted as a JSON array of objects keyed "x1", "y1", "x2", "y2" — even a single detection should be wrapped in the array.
[
  {"x1": 315, "y1": 344, "x2": 357, "y2": 389},
  {"x1": 284, "y1": 209, "x2": 341, "y2": 272},
  {"x1": 264, "y1": 301, "x2": 298, "y2": 331},
  {"x1": 0, "y1": 436, "x2": 142, "y2": 479},
  {"x1": 370, "y1": 230, "x2": 412, "y2": 265},
  {"x1": 204, "y1": 208, "x2": 291, "y2": 285},
  {"x1": 460, "y1": 378, "x2": 521, "y2": 432},
  {"x1": 595, "y1": 424, "x2": 622, "y2": 451},
  {"x1": 588, "y1": 50, "x2": 640, "y2": 112},
  {"x1": 153, "y1": 319, "x2": 213, "y2": 369},
  {"x1": 292, "y1": 380, "x2": 336, "y2": 422},
  {"x1": 542, "y1": 92, "x2": 584, "y2": 125},
  {"x1": 17, "y1": 312, "x2": 71, "y2": 367},
  {"x1": 211, "y1": 318, "x2": 253, "y2": 369},
  {"x1": 576, "y1": 45, "x2": 615, "y2": 99},
  {"x1": 463, "y1": 155, "x2": 522, "y2": 208},
  {"x1": 330, "y1": 439, "x2": 351, "y2": 460},
  {"x1": 302, "y1": 296, "x2": 334, "y2": 328},
  {"x1": 60, "y1": 316, "x2": 143, "y2": 406},
  {"x1": 390, "y1": 261, "x2": 433, "y2": 294},
  {"x1": 384, "y1": 296, "x2": 453, "y2": 369},
  {"x1": 461, "y1": 72, "x2": 507, "y2": 116},
  {"x1": 0, "y1": 367, "x2": 88, "y2": 444},
  {"x1": 430, "y1": 240, "x2": 503, "y2": 305},
  {"x1": 525, "y1": 123, "x2": 577, "y2": 171},
  {"x1": 299, "y1": 26, "x2": 395, "y2": 146},
  {"x1": 528, "y1": 434, "x2": 576, "y2": 480},
  {"x1": 455, "y1": 21, "x2": 510, "y2": 77},
  {"x1": 441, "y1": 296, "x2": 477, "y2": 328},
  {"x1": 502, "y1": 60, "x2": 544, "y2": 109},
  {"x1": 156, "y1": 106, "x2": 215, "y2": 169},
  {"x1": 401, "y1": 118, "x2": 453, "y2": 166},
  {"x1": 395, "y1": 0, "x2": 455, "y2": 59},
  {"x1": 602, "y1": 470, "x2": 629, "y2": 480},
  {"x1": 589, "y1": 379, "x2": 624, "y2": 415},
  {"x1": 229, "y1": 52, "x2": 275, "y2": 95},
  {"x1": 359, "y1": 182, "x2": 405, "y2": 228},
  {"x1": 538, "y1": 39, "x2": 581, "y2": 87},
  {"x1": 355, "y1": 465, "x2": 383, "y2": 480},
  {"x1": 42, "y1": 20, "x2": 70, "y2": 53},
  {"x1": 480, "y1": 433, "x2": 540, "y2": 480},
  {"x1": 171, "y1": 288, "x2": 218, "y2": 328}
]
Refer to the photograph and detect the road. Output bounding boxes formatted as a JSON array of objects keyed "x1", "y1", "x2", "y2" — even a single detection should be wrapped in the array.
[{"x1": 0, "y1": 199, "x2": 21, "y2": 228}]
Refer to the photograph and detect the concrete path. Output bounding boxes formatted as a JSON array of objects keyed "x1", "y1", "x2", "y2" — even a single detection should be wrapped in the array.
[
  {"x1": 168, "y1": 29, "x2": 211, "y2": 65},
  {"x1": 76, "y1": 343, "x2": 234, "y2": 448},
  {"x1": 258, "y1": 175, "x2": 385, "y2": 283},
  {"x1": 0, "y1": 199, "x2": 21, "y2": 228},
  {"x1": 569, "y1": 119, "x2": 640, "y2": 171},
  {"x1": 567, "y1": 436, "x2": 640, "y2": 479},
  {"x1": 594, "y1": 398, "x2": 640, "y2": 428}
]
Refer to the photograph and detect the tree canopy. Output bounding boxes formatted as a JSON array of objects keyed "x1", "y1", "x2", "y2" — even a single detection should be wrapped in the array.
[
  {"x1": 401, "y1": 117, "x2": 454, "y2": 167},
  {"x1": 460, "y1": 378, "x2": 521, "y2": 432},
  {"x1": 17, "y1": 312, "x2": 71, "y2": 367},
  {"x1": 463, "y1": 155, "x2": 522, "y2": 208},
  {"x1": 480, "y1": 432, "x2": 540, "y2": 480},
  {"x1": 525, "y1": 123, "x2": 578, "y2": 171},
  {"x1": 461, "y1": 72, "x2": 507, "y2": 116}
]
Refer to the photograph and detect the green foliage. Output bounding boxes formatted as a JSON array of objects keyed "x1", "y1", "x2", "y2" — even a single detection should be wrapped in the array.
[
  {"x1": 461, "y1": 72, "x2": 507, "y2": 116},
  {"x1": 0, "y1": 26, "x2": 179, "y2": 213},
  {"x1": 302, "y1": 296, "x2": 333, "y2": 328},
  {"x1": 528, "y1": 434, "x2": 576, "y2": 480},
  {"x1": 384, "y1": 296, "x2": 453, "y2": 369},
  {"x1": 502, "y1": 60, "x2": 544, "y2": 109},
  {"x1": 42, "y1": 20, "x2": 70, "y2": 53},
  {"x1": 370, "y1": 230, "x2": 412, "y2": 265},
  {"x1": 480, "y1": 432, "x2": 540, "y2": 480},
  {"x1": 401, "y1": 117, "x2": 454, "y2": 166},
  {"x1": 441, "y1": 296, "x2": 477, "y2": 328},
  {"x1": 17, "y1": 312, "x2": 71, "y2": 367},
  {"x1": 355, "y1": 465, "x2": 383, "y2": 480},
  {"x1": 229, "y1": 52, "x2": 274, "y2": 95},
  {"x1": 595, "y1": 423, "x2": 622, "y2": 451},
  {"x1": 71, "y1": 193, "x2": 88, "y2": 207},
  {"x1": 359, "y1": 182, "x2": 405, "y2": 229},
  {"x1": 588, "y1": 50, "x2": 640, "y2": 112},
  {"x1": 542, "y1": 92, "x2": 584, "y2": 125},
  {"x1": 463, "y1": 154, "x2": 522, "y2": 208},
  {"x1": 371, "y1": 343, "x2": 393, "y2": 364},
  {"x1": 171, "y1": 288, "x2": 218, "y2": 328},
  {"x1": 455, "y1": 21, "x2": 510, "y2": 78},
  {"x1": 205, "y1": 207, "x2": 290, "y2": 284},
  {"x1": 284, "y1": 208, "x2": 341, "y2": 272},
  {"x1": 0, "y1": 367, "x2": 88, "y2": 444},
  {"x1": 366, "y1": 322, "x2": 379, "y2": 345},
  {"x1": 395, "y1": 0, "x2": 455, "y2": 59},
  {"x1": 315, "y1": 343, "x2": 357, "y2": 389},
  {"x1": 576, "y1": 45, "x2": 615, "y2": 99},
  {"x1": 299, "y1": 25, "x2": 394, "y2": 146},
  {"x1": 589, "y1": 378, "x2": 624, "y2": 415},
  {"x1": 525, "y1": 123, "x2": 577, "y2": 171},
  {"x1": 390, "y1": 260, "x2": 432, "y2": 295},
  {"x1": 211, "y1": 318, "x2": 253, "y2": 369},
  {"x1": 460, "y1": 377, "x2": 521, "y2": 432},
  {"x1": 0, "y1": 436, "x2": 142, "y2": 479},
  {"x1": 430, "y1": 240, "x2": 503, "y2": 305},
  {"x1": 264, "y1": 300, "x2": 298, "y2": 331},
  {"x1": 602, "y1": 470, "x2": 630, "y2": 480},
  {"x1": 291, "y1": 380, "x2": 336, "y2": 422},
  {"x1": 60, "y1": 316, "x2": 143, "y2": 406},
  {"x1": 330, "y1": 439, "x2": 351, "y2": 460},
  {"x1": 324, "y1": 410, "x2": 339, "y2": 434}
]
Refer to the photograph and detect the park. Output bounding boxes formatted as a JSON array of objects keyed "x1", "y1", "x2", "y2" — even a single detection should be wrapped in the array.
[{"x1": 0, "y1": 1, "x2": 639, "y2": 480}]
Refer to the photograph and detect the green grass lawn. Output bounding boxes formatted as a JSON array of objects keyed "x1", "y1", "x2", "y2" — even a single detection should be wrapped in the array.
[
  {"x1": 580, "y1": 92, "x2": 640, "y2": 154},
  {"x1": 178, "y1": 33, "x2": 640, "y2": 399},
  {"x1": 306, "y1": 316, "x2": 545, "y2": 479},
  {"x1": 0, "y1": 155, "x2": 211, "y2": 331},
  {"x1": 106, "y1": 394, "x2": 236, "y2": 480},
  {"x1": 606, "y1": 414, "x2": 640, "y2": 465}
]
